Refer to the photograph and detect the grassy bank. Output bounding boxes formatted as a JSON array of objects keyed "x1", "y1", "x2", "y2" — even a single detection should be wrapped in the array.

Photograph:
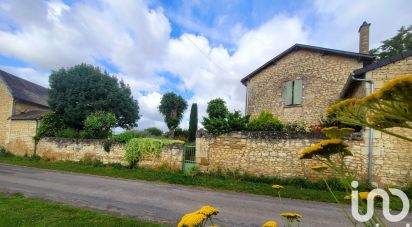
[
  {"x1": 0, "y1": 192, "x2": 165, "y2": 227},
  {"x1": 0, "y1": 151, "x2": 408, "y2": 211}
]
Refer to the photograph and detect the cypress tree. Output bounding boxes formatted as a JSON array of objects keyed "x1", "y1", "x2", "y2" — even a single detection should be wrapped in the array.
[{"x1": 188, "y1": 103, "x2": 198, "y2": 142}]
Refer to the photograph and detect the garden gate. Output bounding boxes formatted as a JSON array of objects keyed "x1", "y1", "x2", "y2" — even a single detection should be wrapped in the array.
[{"x1": 182, "y1": 143, "x2": 197, "y2": 173}]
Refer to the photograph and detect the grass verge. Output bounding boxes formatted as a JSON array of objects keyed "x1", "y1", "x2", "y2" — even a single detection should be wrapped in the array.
[
  {"x1": 0, "y1": 152, "x2": 408, "y2": 211},
  {"x1": 0, "y1": 192, "x2": 165, "y2": 227}
]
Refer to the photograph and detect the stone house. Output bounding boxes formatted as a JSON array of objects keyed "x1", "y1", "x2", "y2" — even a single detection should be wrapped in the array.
[
  {"x1": 241, "y1": 22, "x2": 376, "y2": 125},
  {"x1": 194, "y1": 22, "x2": 412, "y2": 186},
  {"x1": 0, "y1": 69, "x2": 50, "y2": 156}
]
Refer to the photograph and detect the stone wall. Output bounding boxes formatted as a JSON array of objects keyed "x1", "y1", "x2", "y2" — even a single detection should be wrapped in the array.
[
  {"x1": 196, "y1": 131, "x2": 412, "y2": 187},
  {"x1": 6, "y1": 120, "x2": 38, "y2": 156},
  {"x1": 36, "y1": 137, "x2": 184, "y2": 169},
  {"x1": 0, "y1": 78, "x2": 13, "y2": 146},
  {"x1": 245, "y1": 49, "x2": 364, "y2": 125}
]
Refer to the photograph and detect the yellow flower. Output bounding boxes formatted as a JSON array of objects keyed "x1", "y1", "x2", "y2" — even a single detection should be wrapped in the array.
[
  {"x1": 280, "y1": 212, "x2": 303, "y2": 221},
  {"x1": 197, "y1": 205, "x2": 219, "y2": 217},
  {"x1": 184, "y1": 213, "x2": 207, "y2": 226},
  {"x1": 262, "y1": 220, "x2": 278, "y2": 227},
  {"x1": 178, "y1": 212, "x2": 198, "y2": 227},
  {"x1": 327, "y1": 98, "x2": 362, "y2": 113},
  {"x1": 311, "y1": 164, "x2": 328, "y2": 172},
  {"x1": 272, "y1": 184, "x2": 284, "y2": 190},
  {"x1": 321, "y1": 127, "x2": 354, "y2": 139},
  {"x1": 344, "y1": 195, "x2": 351, "y2": 200},
  {"x1": 299, "y1": 139, "x2": 351, "y2": 159}
]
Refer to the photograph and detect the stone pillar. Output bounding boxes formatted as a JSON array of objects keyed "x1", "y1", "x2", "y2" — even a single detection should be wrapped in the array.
[{"x1": 358, "y1": 21, "x2": 371, "y2": 54}]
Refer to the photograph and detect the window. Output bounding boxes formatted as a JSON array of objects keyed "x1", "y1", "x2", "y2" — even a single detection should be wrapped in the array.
[{"x1": 283, "y1": 79, "x2": 303, "y2": 106}]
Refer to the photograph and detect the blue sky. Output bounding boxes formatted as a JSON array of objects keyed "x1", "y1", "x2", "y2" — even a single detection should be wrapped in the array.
[{"x1": 0, "y1": 0, "x2": 411, "y2": 130}]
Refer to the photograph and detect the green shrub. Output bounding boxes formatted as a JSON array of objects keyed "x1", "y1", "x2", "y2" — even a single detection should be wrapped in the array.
[
  {"x1": 111, "y1": 130, "x2": 148, "y2": 143},
  {"x1": 144, "y1": 127, "x2": 163, "y2": 137},
  {"x1": 125, "y1": 138, "x2": 184, "y2": 167},
  {"x1": 247, "y1": 111, "x2": 283, "y2": 131},
  {"x1": 174, "y1": 128, "x2": 189, "y2": 141},
  {"x1": 34, "y1": 112, "x2": 65, "y2": 142},
  {"x1": 283, "y1": 122, "x2": 307, "y2": 133},
  {"x1": 0, "y1": 146, "x2": 13, "y2": 158},
  {"x1": 206, "y1": 98, "x2": 228, "y2": 119},
  {"x1": 83, "y1": 111, "x2": 116, "y2": 139},
  {"x1": 55, "y1": 128, "x2": 80, "y2": 138},
  {"x1": 202, "y1": 117, "x2": 230, "y2": 135},
  {"x1": 188, "y1": 103, "x2": 198, "y2": 142},
  {"x1": 227, "y1": 110, "x2": 249, "y2": 131}
]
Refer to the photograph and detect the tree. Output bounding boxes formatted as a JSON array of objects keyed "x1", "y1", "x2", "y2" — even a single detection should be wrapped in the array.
[
  {"x1": 83, "y1": 111, "x2": 116, "y2": 139},
  {"x1": 144, "y1": 127, "x2": 163, "y2": 137},
  {"x1": 48, "y1": 64, "x2": 139, "y2": 129},
  {"x1": 206, "y1": 98, "x2": 228, "y2": 119},
  {"x1": 370, "y1": 25, "x2": 412, "y2": 59},
  {"x1": 158, "y1": 92, "x2": 188, "y2": 138},
  {"x1": 188, "y1": 103, "x2": 198, "y2": 142}
]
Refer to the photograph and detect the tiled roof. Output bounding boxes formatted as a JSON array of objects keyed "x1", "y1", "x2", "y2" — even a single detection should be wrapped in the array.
[
  {"x1": 341, "y1": 49, "x2": 412, "y2": 98},
  {"x1": 0, "y1": 69, "x2": 49, "y2": 107},
  {"x1": 240, "y1": 43, "x2": 375, "y2": 85},
  {"x1": 9, "y1": 110, "x2": 49, "y2": 120}
]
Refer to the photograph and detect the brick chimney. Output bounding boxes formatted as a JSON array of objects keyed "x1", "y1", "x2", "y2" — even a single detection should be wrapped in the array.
[{"x1": 358, "y1": 21, "x2": 371, "y2": 54}]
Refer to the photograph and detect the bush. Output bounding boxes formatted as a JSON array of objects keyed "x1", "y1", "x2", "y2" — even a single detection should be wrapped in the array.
[
  {"x1": 206, "y1": 98, "x2": 228, "y2": 119},
  {"x1": 247, "y1": 111, "x2": 283, "y2": 131},
  {"x1": 111, "y1": 130, "x2": 148, "y2": 143},
  {"x1": 34, "y1": 112, "x2": 65, "y2": 142},
  {"x1": 202, "y1": 117, "x2": 230, "y2": 135},
  {"x1": 55, "y1": 128, "x2": 80, "y2": 138},
  {"x1": 0, "y1": 146, "x2": 13, "y2": 158},
  {"x1": 227, "y1": 110, "x2": 249, "y2": 131},
  {"x1": 283, "y1": 122, "x2": 306, "y2": 133},
  {"x1": 174, "y1": 128, "x2": 189, "y2": 141},
  {"x1": 83, "y1": 111, "x2": 116, "y2": 139},
  {"x1": 144, "y1": 127, "x2": 163, "y2": 137},
  {"x1": 188, "y1": 103, "x2": 198, "y2": 142}
]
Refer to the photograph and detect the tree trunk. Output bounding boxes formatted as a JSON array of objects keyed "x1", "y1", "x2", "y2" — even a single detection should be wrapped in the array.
[{"x1": 169, "y1": 129, "x2": 175, "y2": 139}]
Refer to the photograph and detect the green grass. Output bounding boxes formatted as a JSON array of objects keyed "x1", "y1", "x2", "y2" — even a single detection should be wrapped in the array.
[
  {"x1": 0, "y1": 152, "x2": 408, "y2": 211},
  {"x1": 0, "y1": 192, "x2": 165, "y2": 227}
]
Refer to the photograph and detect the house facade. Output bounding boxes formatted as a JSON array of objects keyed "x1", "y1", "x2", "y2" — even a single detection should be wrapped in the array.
[
  {"x1": 0, "y1": 70, "x2": 49, "y2": 156},
  {"x1": 242, "y1": 22, "x2": 375, "y2": 125}
]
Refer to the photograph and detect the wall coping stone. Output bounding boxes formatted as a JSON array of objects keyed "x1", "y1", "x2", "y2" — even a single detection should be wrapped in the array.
[{"x1": 196, "y1": 129, "x2": 363, "y2": 141}]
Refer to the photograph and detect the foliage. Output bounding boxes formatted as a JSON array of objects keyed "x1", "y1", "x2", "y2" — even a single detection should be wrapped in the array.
[
  {"x1": 83, "y1": 111, "x2": 116, "y2": 139},
  {"x1": 370, "y1": 25, "x2": 412, "y2": 59},
  {"x1": 125, "y1": 138, "x2": 184, "y2": 167},
  {"x1": 174, "y1": 128, "x2": 189, "y2": 141},
  {"x1": 144, "y1": 127, "x2": 163, "y2": 137},
  {"x1": 328, "y1": 74, "x2": 412, "y2": 142},
  {"x1": 321, "y1": 112, "x2": 362, "y2": 132},
  {"x1": 34, "y1": 112, "x2": 65, "y2": 142},
  {"x1": 206, "y1": 98, "x2": 228, "y2": 119},
  {"x1": 188, "y1": 103, "x2": 198, "y2": 142},
  {"x1": 55, "y1": 128, "x2": 81, "y2": 138},
  {"x1": 247, "y1": 111, "x2": 283, "y2": 131},
  {"x1": 0, "y1": 193, "x2": 162, "y2": 227},
  {"x1": 282, "y1": 122, "x2": 307, "y2": 133},
  {"x1": 111, "y1": 130, "x2": 148, "y2": 143},
  {"x1": 227, "y1": 110, "x2": 249, "y2": 131},
  {"x1": 202, "y1": 98, "x2": 249, "y2": 135},
  {"x1": 158, "y1": 92, "x2": 188, "y2": 138},
  {"x1": 48, "y1": 63, "x2": 139, "y2": 129}
]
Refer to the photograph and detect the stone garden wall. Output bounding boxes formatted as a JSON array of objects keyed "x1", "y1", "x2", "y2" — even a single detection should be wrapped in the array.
[
  {"x1": 36, "y1": 137, "x2": 183, "y2": 169},
  {"x1": 196, "y1": 130, "x2": 412, "y2": 187}
]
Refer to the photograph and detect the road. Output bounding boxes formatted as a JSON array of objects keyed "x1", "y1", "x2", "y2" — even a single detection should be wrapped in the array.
[{"x1": 0, "y1": 164, "x2": 410, "y2": 226}]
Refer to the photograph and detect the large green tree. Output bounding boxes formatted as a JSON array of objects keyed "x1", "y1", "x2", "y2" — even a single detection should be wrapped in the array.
[
  {"x1": 158, "y1": 92, "x2": 188, "y2": 138},
  {"x1": 48, "y1": 64, "x2": 139, "y2": 129},
  {"x1": 188, "y1": 103, "x2": 198, "y2": 142},
  {"x1": 370, "y1": 25, "x2": 412, "y2": 59}
]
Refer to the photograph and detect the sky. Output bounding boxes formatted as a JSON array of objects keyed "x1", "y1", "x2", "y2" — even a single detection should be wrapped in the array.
[{"x1": 0, "y1": 0, "x2": 411, "y2": 131}]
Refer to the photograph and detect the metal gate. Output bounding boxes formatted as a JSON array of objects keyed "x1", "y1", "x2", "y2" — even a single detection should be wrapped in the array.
[{"x1": 182, "y1": 143, "x2": 197, "y2": 173}]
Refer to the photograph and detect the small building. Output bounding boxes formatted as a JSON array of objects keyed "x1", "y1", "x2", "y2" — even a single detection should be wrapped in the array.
[{"x1": 0, "y1": 69, "x2": 50, "y2": 156}]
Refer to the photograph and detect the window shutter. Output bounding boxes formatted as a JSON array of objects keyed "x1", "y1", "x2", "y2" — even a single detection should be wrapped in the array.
[
  {"x1": 283, "y1": 81, "x2": 293, "y2": 106},
  {"x1": 293, "y1": 79, "x2": 303, "y2": 105}
]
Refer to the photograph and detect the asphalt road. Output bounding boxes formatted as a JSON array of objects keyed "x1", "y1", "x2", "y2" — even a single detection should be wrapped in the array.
[{"x1": 0, "y1": 164, "x2": 410, "y2": 227}]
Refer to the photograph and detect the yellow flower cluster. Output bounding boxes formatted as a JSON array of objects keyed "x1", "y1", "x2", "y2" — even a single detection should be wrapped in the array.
[
  {"x1": 178, "y1": 206, "x2": 219, "y2": 227},
  {"x1": 374, "y1": 74, "x2": 412, "y2": 100},
  {"x1": 271, "y1": 184, "x2": 284, "y2": 190},
  {"x1": 280, "y1": 212, "x2": 303, "y2": 220},
  {"x1": 262, "y1": 220, "x2": 278, "y2": 227},
  {"x1": 321, "y1": 127, "x2": 354, "y2": 139},
  {"x1": 344, "y1": 192, "x2": 383, "y2": 201},
  {"x1": 311, "y1": 164, "x2": 328, "y2": 172},
  {"x1": 299, "y1": 139, "x2": 351, "y2": 159},
  {"x1": 327, "y1": 98, "x2": 362, "y2": 113}
]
